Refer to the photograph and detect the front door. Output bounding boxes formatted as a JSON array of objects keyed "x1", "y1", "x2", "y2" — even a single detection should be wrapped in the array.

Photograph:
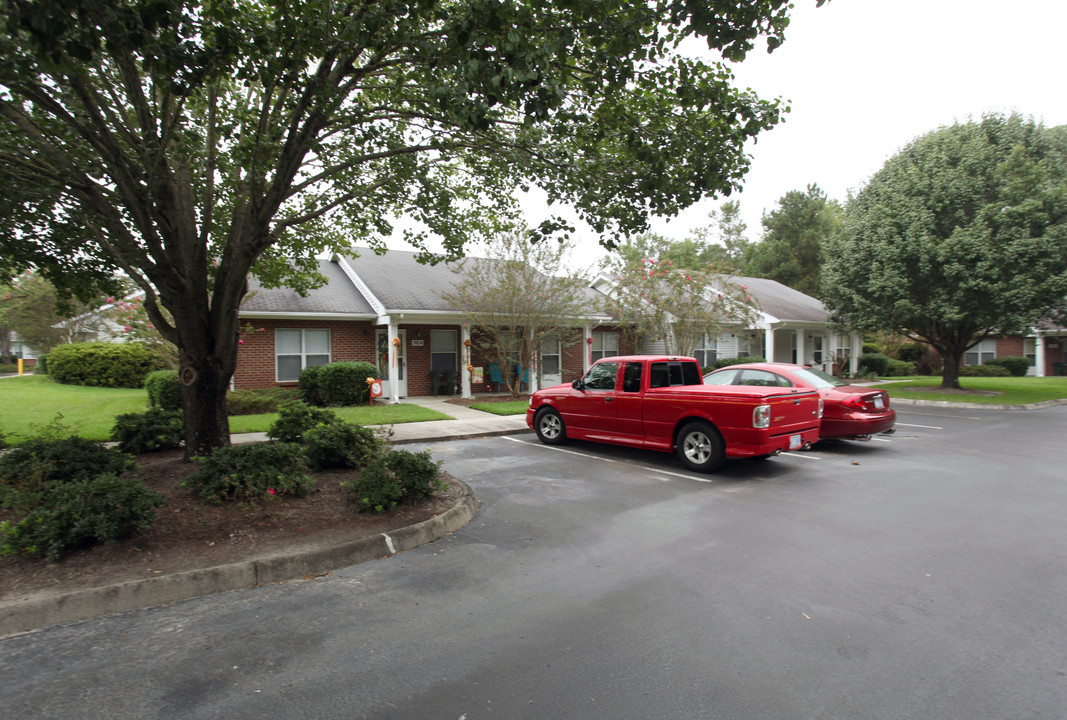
[
  {"x1": 376, "y1": 330, "x2": 407, "y2": 397},
  {"x1": 539, "y1": 335, "x2": 563, "y2": 388}
]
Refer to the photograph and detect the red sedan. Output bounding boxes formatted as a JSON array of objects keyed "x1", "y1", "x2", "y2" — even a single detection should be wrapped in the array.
[{"x1": 703, "y1": 362, "x2": 896, "y2": 441}]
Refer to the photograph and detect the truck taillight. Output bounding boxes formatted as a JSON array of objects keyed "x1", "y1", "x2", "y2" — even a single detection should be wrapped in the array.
[
  {"x1": 754, "y1": 404, "x2": 770, "y2": 429},
  {"x1": 819, "y1": 398, "x2": 824, "y2": 419}
]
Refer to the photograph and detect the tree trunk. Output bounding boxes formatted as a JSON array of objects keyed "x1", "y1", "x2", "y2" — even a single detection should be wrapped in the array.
[
  {"x1": 941, "y1": 353, "x2": 962, "y2": 389},
  {"x1": 179, "y1": 348, "x2": 235, "y2": 459}
]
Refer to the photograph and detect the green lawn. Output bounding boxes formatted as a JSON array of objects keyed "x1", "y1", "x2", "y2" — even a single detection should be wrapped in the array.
[
  {"x1": 878, "y1": 376, "x2": 1067, "y2": 405},
  {"x1": 0, "y1": 375, "x2": 148, "y2": 442},
  {"x1": 469, "y1": 400, "x2": 530, "y2": 416},
  {"x1": 227, "y1": 403, "x2": 450, "y2": 434},
  {"x1": 0, "y1": 375, "x2": 451, "y2": 442}
]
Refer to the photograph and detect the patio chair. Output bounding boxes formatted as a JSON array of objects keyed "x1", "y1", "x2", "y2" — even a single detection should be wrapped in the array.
[{"x1": 488, "y1": 362, "x2": 504, "y2": 392}]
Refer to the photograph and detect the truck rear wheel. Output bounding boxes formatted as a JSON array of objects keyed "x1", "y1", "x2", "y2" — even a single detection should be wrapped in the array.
[{"x1": 676, "y1": 421, "x2": 725, "y2": 473}]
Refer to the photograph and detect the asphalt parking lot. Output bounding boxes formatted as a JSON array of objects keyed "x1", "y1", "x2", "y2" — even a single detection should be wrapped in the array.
[{"x1": 1, "y1": 404, "x2": 1065, "y2": 719}]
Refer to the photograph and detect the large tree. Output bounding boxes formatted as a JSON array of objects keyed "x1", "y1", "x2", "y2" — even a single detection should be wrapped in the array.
[
  {"x1": 746, "y1": 183, "x2": 840, "y2": 297},
  {"x1": 0, "y1": 0, "x2": 815, "y2": 455},
  {"x1": 821, "y1": 114, "x2": 1067, "y2": 389},
  {"x1": 442, "y1": 231, "x2": 589, "y2": 397}
]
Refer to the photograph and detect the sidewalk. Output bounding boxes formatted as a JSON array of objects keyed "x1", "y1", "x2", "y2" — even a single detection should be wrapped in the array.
[{"x1": 230, "y1": 395, "x2": 532, "y2": 445}]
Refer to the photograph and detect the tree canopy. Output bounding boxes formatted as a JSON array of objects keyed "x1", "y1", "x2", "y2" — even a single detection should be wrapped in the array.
[
  {"x1": 821, "y1": 114, "x2": 1067, "y2": 388},
  {"x1": 746, "y1": 183, "x2": 840, "y2": 297},
  {"x1": 0, "y1": 0, "x2": 816, "y2": 453}
]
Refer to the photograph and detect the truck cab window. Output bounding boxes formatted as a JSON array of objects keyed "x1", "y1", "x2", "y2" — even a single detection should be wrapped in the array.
[{"x1": 623, "y1": 362, "x2": 643, "y2": 392}]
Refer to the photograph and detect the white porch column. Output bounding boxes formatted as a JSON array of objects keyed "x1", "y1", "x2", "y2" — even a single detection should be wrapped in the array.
[
  {"x1": 764, "y1": 325, "x2": 775, "y2": 363},
  {"x1": 850, "y1": 331, "x2": 862, "y2": 375},
  {"x1": 527, "y1": 328, "x2": 539, "y2": 394},
  {"x1": 1035, "y1": 333, "x2": 1046, "y2": 378},
  {"x1": 387, "y1": 317, "x2": 400, "y2": 403},
  {"x1": 795, "y1": 329, "x2": 806, "y2": 365},
  {"x1": 583, "y1": 325, "x2": 593, "y2": 373},
  {"x1": 460, "y1": 324, "x2": 473, "y2": 397}
]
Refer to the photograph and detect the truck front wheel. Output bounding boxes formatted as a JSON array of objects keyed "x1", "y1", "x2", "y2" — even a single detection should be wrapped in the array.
[
  {"x1": 534, "y1": 407, "x2": 567, "y2": 445},
  {"x1": 676, "y1": 421, "x2": 726, "y2": 473}
]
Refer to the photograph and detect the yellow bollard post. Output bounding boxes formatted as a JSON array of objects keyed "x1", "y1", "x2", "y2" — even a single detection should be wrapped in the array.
[{"x1": 17, "y1": 358, "x2": 23, "y2": 375}]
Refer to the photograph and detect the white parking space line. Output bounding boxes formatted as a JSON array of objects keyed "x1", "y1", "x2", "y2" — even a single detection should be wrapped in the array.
[
  {"x1": 501, "y1": 435, "x2": 714, "y2": 482},
  {"x1": 870, "y1": 437, "x2": 893, "y2": 443},
  {"x1": 896, "y1": 422, "x2": 943, "y2": 430},
  {"x1": 775, "y1": 451, "x2": 821, "y2": 461},
  {"x1": 897, "y1": 410, "x2": 982, "y2": 420}
]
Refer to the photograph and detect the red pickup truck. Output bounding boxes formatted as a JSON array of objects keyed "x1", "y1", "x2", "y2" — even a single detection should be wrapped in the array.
[{"x1": 526, "y1": 356, "x2": 822, "y2": 472}]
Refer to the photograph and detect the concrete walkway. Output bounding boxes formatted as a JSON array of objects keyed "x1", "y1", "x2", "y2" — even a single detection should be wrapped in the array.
[{"x1": 231, "y1": 395, "x2": 532, "y2": 445}]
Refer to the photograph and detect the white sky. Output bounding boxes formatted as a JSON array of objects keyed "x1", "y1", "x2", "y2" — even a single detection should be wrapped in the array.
[{"x1": 396, "y1": 0, "x2": 1067, "y2": 267}]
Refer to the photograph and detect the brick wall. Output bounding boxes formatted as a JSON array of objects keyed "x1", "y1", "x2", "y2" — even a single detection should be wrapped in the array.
[{"x1": 233, "y1": 319, "x2": 377, "y2": 389}]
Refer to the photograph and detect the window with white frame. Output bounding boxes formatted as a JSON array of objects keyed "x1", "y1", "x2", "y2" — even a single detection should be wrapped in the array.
[
  {"x1": 692, "y1": 335, "x2": 717, "y2": 368},
  {"x1": 276, "y1": 328, "x2": 330, "y2": 381},
  {"x1": 591, "y1": 332, "x2": 618, "y2": 361},
  {"x1": 963, "y1": 339, "x2": 996, "y2": 366},
  {"x1": 1024, "y1": 338, "x2": 1036, "y2": 366}
]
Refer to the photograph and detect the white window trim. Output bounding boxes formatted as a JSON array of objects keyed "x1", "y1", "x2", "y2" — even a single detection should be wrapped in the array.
[{"x1": 276, "y1": 328, "x2": 331, "y2": 382}]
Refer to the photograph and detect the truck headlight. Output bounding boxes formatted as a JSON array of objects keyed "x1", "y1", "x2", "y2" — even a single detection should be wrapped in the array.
[{"x1": 753, "y1": 404, "x2": 770, "y2": 429}]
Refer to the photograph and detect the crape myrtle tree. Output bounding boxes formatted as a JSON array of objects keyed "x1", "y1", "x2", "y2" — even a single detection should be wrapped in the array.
[
  {"x1": 821, "y1": 114, "x2": 1067, "y2": 389},
  {"x1": 602, "y1": 240, "x2": 758, "y2": 358},
  {"x1": 442, "y1": 231, "x2": 589, "y2": 397},
  {"x1": 0, "y1": 0, "x2": 820, "y2": 456},
  {"x1": 1, "y1": 271, "x2": 111, "y2": 353}
]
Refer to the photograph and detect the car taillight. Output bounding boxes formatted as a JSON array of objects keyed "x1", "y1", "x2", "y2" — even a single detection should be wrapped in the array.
[
  {"x1": 818, "y1": 398, "x2": 824, "y2": 418},
  {"x1": 754, "y1": 404, "x2": 770, "y2": 429},
  {"x1": 841, "y1": 395, "x2": 867, "y2": 411}
]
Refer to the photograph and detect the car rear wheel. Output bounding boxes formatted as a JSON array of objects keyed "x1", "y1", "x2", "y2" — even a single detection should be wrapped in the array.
[
  {"x1": 675, "y1": 421, "x2": 725, "y2": 472},
  {"x1": 534, "y1": 407, "x2": 567, "y2": 445}
]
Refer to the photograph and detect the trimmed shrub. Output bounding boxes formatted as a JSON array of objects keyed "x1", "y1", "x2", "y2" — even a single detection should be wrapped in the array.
[
  {"x1": 35, "y1": 355, "x2": 48, "y2": 374},
  {"x1": 304, "y1": 420, "x2": 384, "y2": 470},
  {"x1": 184, "y1": 442, "x2": 314, "y2": 505},
  {"x1": 48, "y1": 342, "x2": 164, "y2": 388},
  {"x1": 858, "y1": 353, "x2": 891, "y2": 376},
  {"x1": 0, "y1": 435, "x2": 134, "y2": 514},
  {"x1": 227, "y1": 387, "x2": 298, "y2": 416},
  {"x1": 145, "y1": 369, "x2": 182, "y2": 411},
  {"x1": 343, "y1": 449, "x2": 443, "y2": 513},
  {"x1": 713, "y1": 355, "x2": 767, "y2": 369},
  {"x1": 886, "y1": 359, "x2": 917, "y2": 377},
  {"x1": 110, "y1": 408, "x2": 184, "y2": 454},
  {"x1": 862, "y1": 342, "x2": 880, "y2": 355},
  {"x1": 267, "y1": 401, "x2": 338, "y2": 443},
  {"x1": 316, "y1": 360, "x2": 380, "y2": 406},
  {"x1": 960, "y1": 364, "x2": 1010, "y2": 377},
  {"x1": 984, "y1": 356, "x2": 1030, "y2": 377},
  {"x1": 297, "y1": 364, "x2": 326, "y2": 406},
  {"x1": 0, "y1": 473, "x2": 165, "y2": 561}
]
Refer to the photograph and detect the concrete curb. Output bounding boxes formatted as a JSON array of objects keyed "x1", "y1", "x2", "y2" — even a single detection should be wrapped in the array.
[
  {"x1": 0, "y1": 480, "x2": 480, "y2": 638},
  {"x1": 890, "y1": 397, "x2": 1067, "y2": 411}
]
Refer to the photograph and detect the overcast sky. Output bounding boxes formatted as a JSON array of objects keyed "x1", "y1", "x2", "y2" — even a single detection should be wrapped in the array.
[{"x1": 395, "y1": 0, "x2": 1067, "y2": 266}]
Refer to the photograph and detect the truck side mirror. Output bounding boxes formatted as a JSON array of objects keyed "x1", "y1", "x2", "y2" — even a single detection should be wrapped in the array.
[{"x1": 572, "y1": 378, "x2": 584, "y2": 390}]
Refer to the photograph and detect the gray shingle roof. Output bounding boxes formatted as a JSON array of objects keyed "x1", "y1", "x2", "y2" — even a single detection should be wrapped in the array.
[
  {"x1": 340, "y1": 249, "x2": 460, "y2": 312},
  {"x1": 732, "y1": 276, "x2": 829, "y2": 323},
  {"x1": 242, "y1": 259, "x2": 375, "y2": 315}
]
